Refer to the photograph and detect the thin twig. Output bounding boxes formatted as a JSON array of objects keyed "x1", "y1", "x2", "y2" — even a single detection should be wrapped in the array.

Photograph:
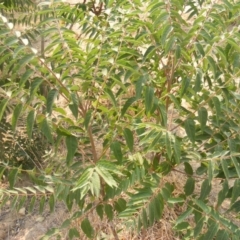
[{"x1": 109, "y1": 221, "x2": 120, "y2": 240}]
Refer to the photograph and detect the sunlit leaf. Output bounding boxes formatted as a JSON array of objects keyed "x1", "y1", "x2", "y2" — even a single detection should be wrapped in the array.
[
  {"x1": 95, "y1": 166, "x2": 117, "y2": 188},
  {"x1": 91, "y1": 171, "x2": 100, "y2": 197}
]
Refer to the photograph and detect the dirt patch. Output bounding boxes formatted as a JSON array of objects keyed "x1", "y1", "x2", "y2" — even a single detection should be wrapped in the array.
[
  {"x1": 0, "y1": 176, "x2": 70, "y2": 240},
  {"x1": 0, "y1": 201, "x2": 68, "y2": 240}
]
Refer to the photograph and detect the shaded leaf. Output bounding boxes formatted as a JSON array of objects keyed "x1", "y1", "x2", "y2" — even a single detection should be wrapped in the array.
[
  {"x1": 143, "y1": 45, "x2": 156, "y2": 62},
  {"x1": 148, "y1": 199, "x2": 156, "y2": 226},
  {"x1": 30, "y1": 78, "x2": 44, "y2": 99},
  {"x1": 96, "y1": 205, "x2": 104, "y2": 220},
  {"x1": 173, "y1": 138, "x2": 181, "y2": 164},
  {"x1": 105, "y1": 204, "x2": 114, "y2": 220},
  {"x1": 49, "y1": 195, "x2": 55, "y2": 213},
  {"x1": 216, "y1": 180, "x2": 229, "y2": 209},
  {"x1": 157, "y1": 161, "x2": 172, "y2": 175},
  {"x1": 229, "y1": 200, "x2": 240, "y2": 213},
  {"x1": 231, "y1": 179, "x2": 240, "y2": 205},
  {"x1": 195, "y1": 42, "x2": 205, "y2": 57},
  {"x1": 121, "y1": 97, "x2": 137, "y2": 116},
  {"x1": 81, "y1": 218, "x2": 94, "y2": 239},
  {"x1": 39, "y1": 196, "x2": 45, "y2": 214},
  {"x1": 14, "y1": 54, "x2": 35, "y2": 72},
  {"x1": 28, "y1": 196, "x2": 36, "y2": 213},
  {"x1": 208, "y1": 160, "x2": 214, "y2": 182},
  {"x1": 142, "y1": 208, "x2": 148, "y2": 228},
  {"x1": 69, "y1": 228, "x2": 80, "y2": 240},
  {"x1": 155, "y1": 193, "x2": 164, "y2": 220},
  {"x1": 161, "y1": 24, "x2": 173, "y2": 45},
  {"x1": 114, "y1": 198, "x2": 127, "y2": 213},
  {"x1": 8, "y1": 168, "x2": 18, "y2": 189},
  {"x1": 19, "y1": 69, "x2": 34, "y2": 88},
  {"x1": 194, "y1": 218, "x2": 204, "y2": 238},
  {"x1": 12, "y1": 103, "x2": 23, "y2": 131},
  {"x1": 66, "y1": 135, "x2": 78, "y2": 165},
  {"x1": 230, "y1": 156, "x2": 240, "y2": 178},
  {"x1": 180, "y1": 77, "x2": 190, "y2": 97},
  {"x1": 135, "y1": 76, "x2": 144, "y2": 99},
  {"x1": 184, "y1": 118, "x2": 195, "y2": 143},
  {"x1": 69, "y1": 93, "x2": 78, "y2": 119},
  {"x1": 165, "y1": 133, "x2": 172, "y2": 160},
  {"x1": 123, "y1": 128, "x2": 134, "y2": 152},
  {"x1": 46, "y1": 89, "x2": 58, "y2": 115},
  {"x1": 199, "y1": 179, "x2": 211, "y2": 200},
  {"x1": 198, "y1": 107, "x2": 208, "y2": 131},
  {"x1": 26, "y1": 110, "x2": 35, "y2": 138},
  {"x1": 0, "y1": 99, "x2": 9, "y2": 122},
  {"x1": 145, "y1": 86, "x2": 154, "y2": 114},
  {"x1": 212, "y1": 97, "x2": 221, "y2": 125},
  {"x1": 61, "y1": 219, "x2": 71, "y2": 229},
  {"x1": 184, "y1": 162, "x2": 193, "y2": 176},
  {"x1": 216, "y1": 230, "x2": 229, "y2": 240},
  {"x1": 40, "y1": 117, "x2": 53, "y2": 143},
  {"x1": 194, "y1": 69, "x2": 202, "y2": 92},
  {"x1": 204, "y1": 221, "x2": 219, "y2": 240},
  {"x1": 84, "y1": 110, "x2": 92, "y2": 130},
  {"x1": 110, "y1": 141, "x2": 122, "y2": 164},
  {"x1": 184, "y1": 177, "x2": 195, "y2": 196},
  {"x1": 105, "y1": 88, "x2": 117, "y2": 107}
]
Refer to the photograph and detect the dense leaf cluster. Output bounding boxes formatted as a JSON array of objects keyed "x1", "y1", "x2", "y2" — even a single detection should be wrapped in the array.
[{"x1": 0, "y1": 0, "x2": 240, "y2": 239}]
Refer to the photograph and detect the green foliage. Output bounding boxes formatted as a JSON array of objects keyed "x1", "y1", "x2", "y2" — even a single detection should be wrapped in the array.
[{"x1": 1, "y1": 0, "x2": 240, "y2": 239}]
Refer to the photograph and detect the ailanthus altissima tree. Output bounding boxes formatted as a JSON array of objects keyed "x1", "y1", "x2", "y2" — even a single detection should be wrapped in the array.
[{"x1": 0, "y1": 0, "x2": 240, "y2": 239}]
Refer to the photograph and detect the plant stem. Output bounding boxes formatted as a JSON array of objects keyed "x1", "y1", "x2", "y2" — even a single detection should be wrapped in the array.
[{"x1": 109, "y1": 221, "x2": 120, "y2": 240}]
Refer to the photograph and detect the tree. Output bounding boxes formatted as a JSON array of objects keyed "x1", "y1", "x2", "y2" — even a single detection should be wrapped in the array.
[{"x1": 0, "y1": 0, "x2": 240, "y2": 239}]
